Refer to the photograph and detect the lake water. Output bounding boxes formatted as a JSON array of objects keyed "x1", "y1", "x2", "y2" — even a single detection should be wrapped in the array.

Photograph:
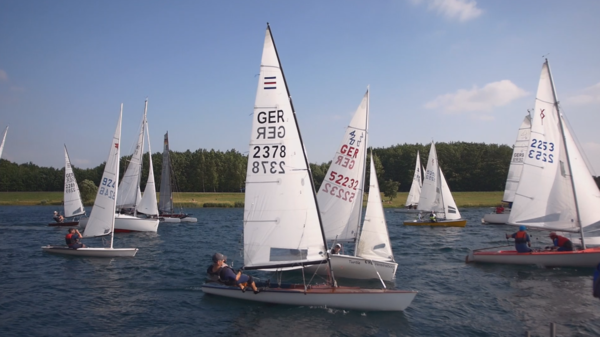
[{"x1": 0, "y1": 205, "x2": 598, "y2": 336}]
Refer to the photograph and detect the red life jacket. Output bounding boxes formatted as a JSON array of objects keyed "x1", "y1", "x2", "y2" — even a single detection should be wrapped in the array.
[
  {"x1": 514, "y1": 231, "x2": 528, "y2": 244},
  {"x1": 65, "y1": 233, "x2": 73, "y2": 246},
  {"x1": 556, "y1": 235, "x2": 570, "y2": 247}
]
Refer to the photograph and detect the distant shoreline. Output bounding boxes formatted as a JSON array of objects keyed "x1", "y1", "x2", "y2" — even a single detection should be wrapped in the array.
[{"x1": 0, "y1": 191, "x2": 504, "y2": 208}]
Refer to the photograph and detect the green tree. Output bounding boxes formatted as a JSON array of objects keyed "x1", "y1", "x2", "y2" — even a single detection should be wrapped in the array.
[{"x1": 79, "y1": 179, "x2": 98, "y2": 202}]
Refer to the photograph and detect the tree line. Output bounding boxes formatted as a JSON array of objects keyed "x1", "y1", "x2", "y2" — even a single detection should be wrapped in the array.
[{"x1": 2, "y1": 142, "x2": 598, "y2": 194}]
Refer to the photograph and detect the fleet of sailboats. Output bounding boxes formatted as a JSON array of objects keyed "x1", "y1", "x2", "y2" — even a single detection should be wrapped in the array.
[
  {"x1": 42, "y1": 106, "x2": 139, "y2": 257},
  {"x1": 158, "y1": 132, "x2": 197, "y2": 223},
  {"x1": 467, "y1": 59, "x2": 600, "y2": 267},
  {"x1": 47, "y1": 145, "x2": 86, "y2": 227},
  {"x1": 201, "y1": 24, "x2": 417, "y2": 311},
  {"x1": 404, "y1": 142, "x2": 466, "y2": 227}
]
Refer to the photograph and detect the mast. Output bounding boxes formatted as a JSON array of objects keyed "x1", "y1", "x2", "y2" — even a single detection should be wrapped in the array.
[
  {"x1": 546, "y1": 59, "x2": 586, "y2": 249},
  {"x1": 111, "y1": 104, "x2": 123, "y2": 249},
  {"x1": 266, "y1": 23, "x2": 336, "y2": 285},
  {"x1": 353, "y1": 87, "x2": 369, "y2": 256}
]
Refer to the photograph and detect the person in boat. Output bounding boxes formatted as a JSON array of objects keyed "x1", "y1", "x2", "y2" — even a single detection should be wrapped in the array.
[
  {"x1": 506, "y1": 225, "x2": 532, "y2": 253},
  {"x1": 53, "y1": 211, "x2": 64, "y2": 223},
  {"x1": 429, "y1": 211, "x2": 437, "y2": 223},
  {"x1": 496, "y1": 204, "x2": 505, "y2": 214},
  {"x1": 418, "y1": 211, "x2": 423, "y2": 221},
  {"x1": 547, "y1": 232, "x2": 573, "y2": 251},
  {"x1": 206, "y1": 253, "x2": 260, "y2": 294},
  {"x1": 65, "y1": 228, "x2": 86, "y2": 249},
  {"x1": 331, "y1": 243, "x2": 342, "y2": 255}
]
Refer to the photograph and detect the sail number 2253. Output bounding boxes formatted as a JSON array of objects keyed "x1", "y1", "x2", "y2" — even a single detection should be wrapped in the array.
[{"x1": 528, "y1": 138, "x2": 554, "y2": 163}]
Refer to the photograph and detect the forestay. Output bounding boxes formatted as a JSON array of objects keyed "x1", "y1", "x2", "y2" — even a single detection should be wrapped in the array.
[
  {"x1": 63, "y1": 145, "x2": 85, "y2": 218},
  {"x1": 508, "y1": 61, "x2": 600, "y2": 233},
  {"x1": 356, "y1": 154, "x2": 394, "y2": 262},
  {"x1": 405, "y1": 151, "x2": 422, "y2": 206},
  {"x1": 137, "y1": 112, "x2": 158, "y2": 216},
  {"x1": 243, "y1": 26, "x2": 326, "y2": 270},
  {"x1": 117, "y1": 110, "x2": 145, "y2": 209},
  {"x1": 502, "y1": 115, "x2": 531, "y2": 203},
  {"x1": 83, "y1": 107, "x2": 122, "y2": 238},
  {"x1": 317, "y1": 90, "x2": 368, "y2": 242}
]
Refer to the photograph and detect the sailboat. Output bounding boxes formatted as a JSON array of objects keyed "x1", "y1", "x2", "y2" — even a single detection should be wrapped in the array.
[
  {"x1": 404, "y1": 142, "x2": 466, "y2": 227},
  {"x1": 201, "y1": 24, "x2": 416, "y2": 311},
  {"x1": 482, "y1": 114, "x2": 531, "y2": 224},
  {"x1": 396, "y1": 152, "x2": 423, "y2": 213},
  {"x1": 158, "y1": 132, "x2": 197, "y2": 223},
  {"x1": 0, "y1": 126, "x2": 7, "y2": 160},
  {"x1": 42, "y1": 105, "x2": 138, "y2": 257},
  {"x1": 304, "y1": 90, "x2": 397, "y2": 281},
  {"x1": 48, "y1": 145, "x2": 86, "y2": 227},
  {"x1": 467, "y1": 59, "x2": 600, "y2": 267}
]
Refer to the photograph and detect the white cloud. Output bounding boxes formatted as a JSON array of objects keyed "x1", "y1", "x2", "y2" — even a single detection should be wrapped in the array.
[
  {"x1": 566, "y1": 82, "x2": 600, "y2": 105},
  {"x1": 424, "y1": 80, "x2": 529, "y2": 114},
  {"x1": 0, "y1": 70, "x2": 7, "y2": 82},
  {"x1": 411, "y1": 0, "x2": 483, "y2": 22}
]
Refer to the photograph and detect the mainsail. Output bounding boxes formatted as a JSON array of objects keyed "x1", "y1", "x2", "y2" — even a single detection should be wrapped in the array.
[
  {"x1": 405, "y1": 151, "x2": 422, "y2": 206},
  {"x1": 83, "y1": 106, "x2": 122, "y2": 238},
  {"x1": 243, "y1": 25, "x2": 326, "y2": 270},
  {"x1": 117, "y1": 108, "x2": 145, "y2": 209},
  {"x1": 0, "y1": 126, "x2": 7, "y2": 159},
  {"x1": 502, "y1": 115, "x2": 532, "y2": 203},
  {"x1": 317, "y1": 90, "x2": 368, "y2": 242},
  {"x1": 356, "y1": 154, "x2": 394, "y2": 262},
  {"x1": 137, "y1": 114, "x2": 158, "y2": 216},
  {"x1": 159, "y1": 132, "x2": 173, "y2": 214},
  {"x1": 509, "y1": 60, "x2": 600, "y2": 237},
  {"x1": 63, "y1": 145, "x2": 85, "y2": 218}
]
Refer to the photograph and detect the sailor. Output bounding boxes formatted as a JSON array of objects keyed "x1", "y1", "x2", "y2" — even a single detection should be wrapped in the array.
[
  {"x1": 331, "y1": 243, "x2": 342, "y2": 255},
  {"x1": 496, "y1": 204, "x2": 505, "y2": 214},
  {"x1": 53, "y1": 211, "x2": 64, "y2": 223},
  {"x1": 429, "y1": 211, "x2": 437, "y2": 223},
  {"x1": 65, "y1": 228, "x2": 85, "y2": 249},
  {"x1": 548, "y1": 232, "x2": 573, "y2": 251},
  {"x1": 506, "y1": 225, "x2": 532, "y2": 253},
  {"x1": 417, "y1": 211, "x2": 423, "y2": 221},
  {"x1": 206, "y1": 253, "x2": 260, "y2": 294}
]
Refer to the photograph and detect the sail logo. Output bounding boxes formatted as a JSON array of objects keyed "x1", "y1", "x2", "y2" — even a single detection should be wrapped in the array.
[
  {"x1": 540, "y1": 109, "x2": 545, "y2": 124},
  {"x1": 264, "y1": 76, "x2": 276, "y2": 90}
]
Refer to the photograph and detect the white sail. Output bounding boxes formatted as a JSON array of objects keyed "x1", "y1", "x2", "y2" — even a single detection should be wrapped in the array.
[
  {"x1": 317, "y1": 90, "x2": 368, "y2": 242},
  {"x1": 63, "y1": 145, "x2": 85, "y2": 218},
  {"x1": 243, "y1": 26, "x2": 326, "y2": 270},
  {"x1": 417, "y1": 142, "x2": 461, "y2": 219},
  {"x1": 502, "y1": 115, "x2": 532, "y2": 203},
  {"x1": 0, "y1": 126, "x2": 7, "y2": 160},
  {"x1": 83, "y1": 106, "x2": 122, "y2": 238},
  {"x1": 137, "y1": 113, "x2": 159, "y2": 216},
  {"x1": 508, "y1": 61, "x2": 597, "y2": 232},
  {"x1": 356, "y1": 154, "x2": 394, "y2": 262},
  {"x1": 116, "y1": 109, "x2": 145, "y2": 209},
  {"x1": 405, "y1": 151, "x2": 422, "y2": 206}
]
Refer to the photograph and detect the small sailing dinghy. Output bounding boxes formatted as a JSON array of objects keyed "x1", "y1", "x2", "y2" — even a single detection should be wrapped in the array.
[
  {"x1": 404, "y1": 142, "x2": 466, "y2": 227},
  {"x1": 81, "y1": 100, "x2": 160, "y2": 232},
  {"x1": 396, "y1": 152, "x2": 423, "y2": 213},
  {"x1": 305, "y1": 90, "x2": 397, "y2": 281},
  {"x1": 201, "y1": 24, "x2": 416, "y2": 311},
  {"x1": 42, "y1": 105, "x2": 138, "y2": 257},
  {"x1": 467, "y1": 59, "x2": 600, "y2": 267},
  {"x1": 48, "y1": 145, "x2": 86, "y2": 227},
  {"x1": 482, "y1": 114, "x2": 531, "y2": 224},
  {"x1": 158, "y1": 132, "x2": 197, "y2": 223},
  {"x1": 0, "y1": 126, "x2": 7, "y2": 160}
]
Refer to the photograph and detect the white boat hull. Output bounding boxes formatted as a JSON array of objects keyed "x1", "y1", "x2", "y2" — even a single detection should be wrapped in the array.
[
  {"x1": 41, "y1": 245, "x2": 138, "y2": 257},
  {"x1": 466, "y1": 247, "x2": 600, "y2": 267},
  {"x1": 481, "y1": 212, "x2": 510, "y2": 224},
  {"x1": 304, "y1": 254, "x2": 397, "y2": 282},
  {"x1": 180, "y1": 217, "x2": 197, "y2": 223},
  {"x1": 202, "y1": 283, "x2": 417, "y2": 311},
  {"x1": 80, "y1": 214, "x2": 160, "y2": 232},
  {"x1": 161, "y1": 217, "x2": 181, "y2": 223}
]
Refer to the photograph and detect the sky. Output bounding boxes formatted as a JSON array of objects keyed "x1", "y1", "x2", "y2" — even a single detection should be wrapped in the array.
[{"x1": 1, "y1": 0, "x2": 600, "y2": 174}]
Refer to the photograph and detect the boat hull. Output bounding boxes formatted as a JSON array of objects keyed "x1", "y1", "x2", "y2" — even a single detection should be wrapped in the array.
[
  {"x1": 47, "y1": 221, "x2": 79, "y2": 227},
  {"x1": 79, "y1": 214, "x2": 160, "y2": 232},
  {"x1": 160, "y1": 213, "x2": 197, "y2": 223},
  {"x1": 393, "y1": 209, "x2": 420, "y2": 213},
  {"x1": 160, "y1": 217, "x2": 181, "y2": 223},
  {"x1": 41, "y1": 245, "x2": 138, "y2": 257},
  {"x1": 404, "y1": 219, "x2": 466, "y2": 227},
  {"x1": 201, "y1": 283, "x2": 417, "y2": 311},
  {"x1": 466, "y1": 247, "x2": 600, "y2": 267},
  {"x1": 304, "y1": 254, "x2": 397, "y2": 282},
  {"x1": 481, "y1": 212, "x2": 509, "y2": 224}
]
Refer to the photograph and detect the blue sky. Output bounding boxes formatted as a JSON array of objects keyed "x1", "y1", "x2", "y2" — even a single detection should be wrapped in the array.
[{"x1": 1, "y1": 0, "x2": 600, "y2": 174}]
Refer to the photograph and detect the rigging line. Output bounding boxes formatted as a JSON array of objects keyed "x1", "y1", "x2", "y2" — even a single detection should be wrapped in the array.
[{"x1": 370, "y1": 260, "x2": 386, "y2": 289}]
